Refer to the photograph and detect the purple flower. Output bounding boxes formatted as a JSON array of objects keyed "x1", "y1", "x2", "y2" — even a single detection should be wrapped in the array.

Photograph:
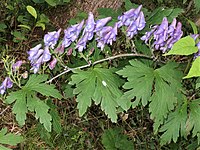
[
  {"x1": 75, "y1": 12, "x2": 95, "y2": 52},
  {"x1": 49, "y1": 58, "x2": 57, "y2": 70},
  {"x1": 141, "y1": 17, "x2": 183, "y2": 53},
  {"x1": 94, "y1": 17, "x2": 112, "y2": 32},
  {"x1": 117, "y1": 5, "x2": 145, "y2": 38},
  {"x1": 76, "y1": 33, "x2": 88, "y2": 52},
  {"x1": 44, "y1": 29, "x2": 61, "y2": 49},
  {"x1": 12, "y1": 60, "x2": 23, "y2": 71},
  {"x1": 62, "y1": 20, "x2": 84, "y2": 48},
  {"x1": 28, "y1": 44, "x2": 42, "y2": 61},
  {"x1": 0, "y1": 77, "x2": 13, "y2": 95},
  {"x1": 96, "y1": 23, "x2": 118, "y2": 50},
  {"x1": 28, "y1": 45, "x2": 51, "y2": 73},
  {"x1": 42, "y1": 46, "x2": 51, "y2": 62},
  {"x1": 82, "y1": 12, "x2": 95, "y2": 40}
]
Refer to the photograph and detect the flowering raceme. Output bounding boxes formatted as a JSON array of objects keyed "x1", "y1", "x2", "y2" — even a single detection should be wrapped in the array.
[
  {"x1": 27, "y1": 6, "x2": 146, "y2": 73},
  {"x1": 141, "y1": 17, "x2": 183, "y2": 53},
  {"x1": 28, "y1": 44, "x2": 51, "y2": 73},
  {"x1": 117, "y1": 5, "x2": 146, "y2": 39}
]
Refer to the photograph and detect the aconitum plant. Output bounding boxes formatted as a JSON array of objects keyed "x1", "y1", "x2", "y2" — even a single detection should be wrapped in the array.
[{"x1": 141, "y1": 17, "x2": 183, "y2": 53}]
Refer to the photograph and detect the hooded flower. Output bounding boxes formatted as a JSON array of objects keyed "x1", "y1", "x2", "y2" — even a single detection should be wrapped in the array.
[
  {"x1": 0, "y1": 77, "x2": 13, "y2": 95},
  {"x1": 96, "y1": 23, "x2": 118, "y2": 50},
  {"x1": 62, "y1": 20, "x2": 84, "y2": 48},
  {"x1": 82, "y1": 12, "x2": 95, "y2": 40},
  {"x1": 28, "y1": 45, "x2": 51, "y2": 73},
  {"x1": 94, "y1": 17, "x2": 112, "y2": 32},
  {"x1": 44, "y1": 29, "x2": 61, "y2": 49},
  {"x1": 117, "y1": 5, "x2": 146, "y2": 38},
  {"x1": 141, "y1": 17, "x2": 183, "y2": 53}
]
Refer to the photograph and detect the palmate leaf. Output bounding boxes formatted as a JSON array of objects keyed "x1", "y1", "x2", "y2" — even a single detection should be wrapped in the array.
[
  {"x1": 159, "y1": 101, "x2": 187, "y2": 145},
  {"x1": 69, "y1": 67, "x2": 123, "y2": 122},
  {"x1": 187, "y1": 99, "x2": 200, "y2": 144},
  {"x1": 6, "y1": 74, "x2": 62, "y2": 132},
  {"x1": 117, "y1": 60, "x2": 183, "y2": 132},
  {"x1": 0, "y1": 128, "x2": 23, "y2": 150},
  {"x1": 117, "y1": 60, "x2": 154, "y2": 109}
]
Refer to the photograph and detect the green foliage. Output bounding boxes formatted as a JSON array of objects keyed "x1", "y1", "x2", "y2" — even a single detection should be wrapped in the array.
[
  {"x1": 159, "y1": 101, "x2": 187, "y2": 145},
  {"x1": 26, "y1": 5, "x2": 37, "y2": 19},
  {"x1": 146, "y1": 7, "x2": 183, "y2": 26},
  {"x1": 117, "y1": 60, "x2": 183, "y2": 132},
  {"x1": 187, "y1": 99, "x2": 200, "y2": 144},
  {"x1": 69, "y1": 67, "x2": 124, "y2": 122},
  {"x1": 5, "y1": 74, "x2": 62, "y2": 132},
  {"x1": 194, "y1": 0, "x2": 200, "y2": 12},
  {"x1": 102, "y1": 128, "x2": 134, "y2": 150},
  {"x1": 44, "y1": 0, "x2": 70, "y2": 6},
  {"x1": 184, "y1": 57, "x2": 200, "y2": 79},
  {"x1": 0, "y1": 128, "x2": 23, "y2": 150},
  {"x1": 164, "y1": 36, "x2": 198, "y2": 56}
]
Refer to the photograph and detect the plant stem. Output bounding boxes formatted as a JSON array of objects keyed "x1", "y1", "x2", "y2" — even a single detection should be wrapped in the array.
[{"x1": 46, "y1": 53, "x2": 152, "y2": 83}]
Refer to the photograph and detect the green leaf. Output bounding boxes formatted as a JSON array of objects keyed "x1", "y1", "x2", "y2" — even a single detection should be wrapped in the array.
[
  {"x1": 24, "y1": 74, "x2": 62, "y2": 99},
  {"x1": 147, "y1": 7, "x2": 183, "y2": 26},
  {"x1": 36, "y1": 22, "x2": 46, "y2": 30},
  {"x1": 70, "y1": 68, "x2": 124, "y2": 122},
  {"x1": 0, "y1": 128, "x2": 23, "y2": 149},
  {"x1": 117, "y1": 61, "x2": 183, "y2": 132},
  {"x1": 31, "y1": 97, "x2": 52, "y2": 132},
  {"x1": 194, "y1": 0, "x2": 200, "y2": 12},
  {"x1": 116, "y1": 60, "x2": 154, "y2": 109},
  {"x1": 6, "y1": 75, "x2": 61, "y2": 132},
  {"x1": 102, "y1": 128, "x2": 134, "y2": 150},
  {"x1": 26, "y1": 5, "x2": 37, "y2": 19},
  {"x1": 48, "y1": 100, "x2": 62, "y2": 134},
  {"x1": 188, "y1": 19, "x2": 198, "y2": 34},
  {"x1": 6, "y1": 91, "x2": 27, "y2": 126},
  {"x1": 18, "y1": 24, "x2": 31, "y2": 30},
  {"x1": 187, "y1": 99, "x2": 200, "y2": 144},
  {"x1": 164, "y1": 36, "x2": 198, "y2": 56},
  {"x1": 196, "y1": 78, "x2": 200, "y2": 89},
  {"x1": 45, "y1": 0, "x2": 57, "y2": 6},
  {"x1": 184, "y1": 57, "x2": 200, "y2": 79},
  {"x1": 150, "y1": 62, "x2": 183, "y2": 132},
  {"x1": 159, "y1": 102, "x2": 187, "y2": 145}
]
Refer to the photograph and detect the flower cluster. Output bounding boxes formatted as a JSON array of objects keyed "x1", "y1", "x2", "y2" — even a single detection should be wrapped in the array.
[
  {"x1": 28, "y1": 44, "x2": 52, "y2": 73},
  {"x1": 0, "y1": 77, "x2": 13, "y2": 95},
  {"x1": 96, "y1": 23, "x2": 118, "y2": 50},
  {"x1": 27, "y1": 5, "x2": 146, "y2": 73},
  {"x1": 117, "y1": 5, "x2": 146, "y2": 39},
  {"x1": 141, "y1": 17, "x2": 183, "y2": 53}
]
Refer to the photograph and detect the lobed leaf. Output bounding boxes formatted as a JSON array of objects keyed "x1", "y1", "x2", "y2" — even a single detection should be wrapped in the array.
[
  {"x1": 70, "y1": 67, "x2": 124, "y2": 122},
  {"x1": 0, "y1": 128, "x2": 23, "y2": 150},
  {"x1": 187, "y1": 99, "x2": 200, "y2": 144},
  {"x1": 159, "y1": 101, "x2": 187, "y2": 145}
]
